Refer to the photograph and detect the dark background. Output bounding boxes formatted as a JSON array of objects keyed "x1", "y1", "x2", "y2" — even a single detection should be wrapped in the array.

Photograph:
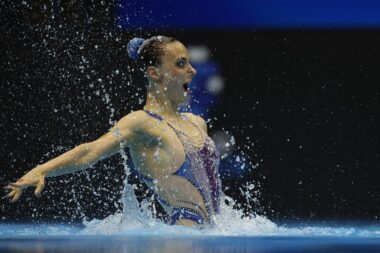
[{"x1": 1, "y1": 1, "x2": 379, "y2": 224}]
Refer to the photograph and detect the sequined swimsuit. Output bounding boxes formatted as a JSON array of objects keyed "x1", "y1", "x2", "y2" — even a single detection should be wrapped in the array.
[{"x1": 131, "y1": 110, "x2": 221, "y2": 225}]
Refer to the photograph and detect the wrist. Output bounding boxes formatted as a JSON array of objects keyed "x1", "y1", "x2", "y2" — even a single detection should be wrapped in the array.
[{"x1": 34, "y1": 165, "x2": 49, "y2": 177}]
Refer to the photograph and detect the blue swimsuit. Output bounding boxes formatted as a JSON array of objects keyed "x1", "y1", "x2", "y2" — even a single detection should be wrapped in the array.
[{"x1": 131, "y1": 110, "x2": 221, "y2": 225}]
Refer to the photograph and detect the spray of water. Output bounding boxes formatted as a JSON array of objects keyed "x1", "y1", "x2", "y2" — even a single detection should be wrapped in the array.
[
  {"x1": 61, "y1": 81, "x2": 378, "y2": 237},
  {"x1": 79, "y1": 124, "x2": 379, "y2": 237}
]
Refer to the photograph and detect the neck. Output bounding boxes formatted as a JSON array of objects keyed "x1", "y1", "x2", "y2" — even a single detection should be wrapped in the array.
[{"x1": 144, "y1": 89, "x2": 180, "y2": 118}]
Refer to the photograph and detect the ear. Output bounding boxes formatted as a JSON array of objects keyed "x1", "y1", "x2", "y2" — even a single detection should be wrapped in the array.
[{"x1": 146, "y1": 66, "x2": 161, "y2": 82}]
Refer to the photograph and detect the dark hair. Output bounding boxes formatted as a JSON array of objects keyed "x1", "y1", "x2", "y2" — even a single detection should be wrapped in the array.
[{"x1": 127, "y1": 35, "x2": 178, "y2": 67}]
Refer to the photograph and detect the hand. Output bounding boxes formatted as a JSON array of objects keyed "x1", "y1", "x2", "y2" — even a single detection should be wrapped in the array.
[{"x1": 3, "y1": 169, "x2": 46, "y2": 203}]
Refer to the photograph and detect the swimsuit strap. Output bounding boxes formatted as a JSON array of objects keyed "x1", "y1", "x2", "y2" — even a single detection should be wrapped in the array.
[
  {"x1": 143, "y1": 110, "x2": 163, "y2": 121},
  {"x1": 143, "y1": 109, "x2": 203, "y2": 135}
]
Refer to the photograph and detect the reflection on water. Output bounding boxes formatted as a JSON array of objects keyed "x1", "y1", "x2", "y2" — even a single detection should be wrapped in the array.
[{"x1": 1, "y1": 236, "x2": 380, "y2": 253}]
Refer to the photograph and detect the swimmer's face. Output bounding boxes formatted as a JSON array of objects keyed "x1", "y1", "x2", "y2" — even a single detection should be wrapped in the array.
[{"x1": 155, "y1": 41, "x2": 197, "y2": 104}]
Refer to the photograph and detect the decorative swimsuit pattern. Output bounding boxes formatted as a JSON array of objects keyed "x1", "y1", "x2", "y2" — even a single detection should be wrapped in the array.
[{"x1": 130, "y1": 110, "x2": 221, "y2": 225}]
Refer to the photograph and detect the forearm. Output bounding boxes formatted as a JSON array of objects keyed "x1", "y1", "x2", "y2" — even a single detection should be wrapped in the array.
[
  {"x1": 27, "y1": 114, "x2": 137, "y2": 178},
  {"x1": 35, "y1": 143, "x2": 99, "y2": 177}
]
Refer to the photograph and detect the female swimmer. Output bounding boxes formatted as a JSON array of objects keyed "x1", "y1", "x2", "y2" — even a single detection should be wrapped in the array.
[{"x1": 5, "y1": 36, "x2": 222, "y2": 227}]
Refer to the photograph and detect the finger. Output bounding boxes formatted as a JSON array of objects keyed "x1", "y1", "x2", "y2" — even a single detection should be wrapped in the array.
[
  {"x1": 8, "y1": 191, "x2": 16, "y2": 198},
  {"x1": 2, "y1": 191, "x2": 16, "y2": 199},
  {"x1": 4, "y1": 185, "x2": 13, "y2": 190},
  {"x1": 2, "y1": 191, "x2": 15, "y2": 199},
  {"x1": 10, "y1": 182, "x2": 30, "y2": 189},
  {"x1": 34, "y1": 180, "x2": 45, "y2": 197},
  {"x1": 10, "y1": 190, "x2": 22, "y2": 203}
]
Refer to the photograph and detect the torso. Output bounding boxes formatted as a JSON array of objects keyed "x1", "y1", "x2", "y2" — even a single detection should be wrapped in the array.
[{"x1": 127, "y1": 110, "x2": 220, "y2": 222}]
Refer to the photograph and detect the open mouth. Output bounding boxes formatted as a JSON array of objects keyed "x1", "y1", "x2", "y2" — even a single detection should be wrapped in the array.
[{"x1": 183, "y1": 82, "x2": 189, "y2": 92}]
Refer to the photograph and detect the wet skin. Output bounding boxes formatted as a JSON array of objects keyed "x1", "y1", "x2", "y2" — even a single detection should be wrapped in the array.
[
  {"x1": 5, "y1": 41, "x2": 211, "y2": 227},
  {"x1": 129, "y1": 110, "x2": 210, "y2": 226}
]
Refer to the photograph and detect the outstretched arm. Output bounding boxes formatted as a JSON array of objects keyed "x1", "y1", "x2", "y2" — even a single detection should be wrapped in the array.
[{"x1": 4, "y1": 111, "x2": 143, "y2": 202}]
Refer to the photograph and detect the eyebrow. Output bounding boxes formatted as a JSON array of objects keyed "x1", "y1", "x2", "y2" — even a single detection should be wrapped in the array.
[{"x1": 177, "y1": 57, "x2": 188, "y2": 62}]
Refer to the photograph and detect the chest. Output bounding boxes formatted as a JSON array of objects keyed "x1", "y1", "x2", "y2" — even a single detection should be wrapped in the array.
[{"x1": 129, "y1": 120, "x2": 207, "y2": 177}]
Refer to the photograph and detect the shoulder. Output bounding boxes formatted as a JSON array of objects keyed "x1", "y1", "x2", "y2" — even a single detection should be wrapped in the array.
[
  {"x1": 93, "y1": 111, "x2": 153, "y2": 150},
  {"x1": 117, "y1": 110, "x2": 147, "y2": 125},
  {"x1": 116, "y1": 110, "x2": 154, "y2": 131},
  {"x1": 182, "y1": 112, "x2": 208, "y2": 133},
  {"x1": 109, "y1": 110, "x2": 160, "y2": 143}
]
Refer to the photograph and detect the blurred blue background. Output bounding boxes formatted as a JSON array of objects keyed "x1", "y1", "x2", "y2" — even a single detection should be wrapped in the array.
[{"x1": 117, "y1": 0, "x2": 380, "y2": 29}]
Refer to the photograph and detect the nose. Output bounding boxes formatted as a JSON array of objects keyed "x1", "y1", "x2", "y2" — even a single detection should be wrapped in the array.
[{"x1": 188, "y1": 64, "x2": 197, "y2": 77}]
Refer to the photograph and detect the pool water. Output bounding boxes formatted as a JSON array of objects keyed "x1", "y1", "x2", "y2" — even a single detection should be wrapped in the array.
[
  {"x1": 1, "y1": 233, "x2": 380, "y2": 253},
  {"x1": 1, "y1": 221, "x2": 379, "y2": 253}
]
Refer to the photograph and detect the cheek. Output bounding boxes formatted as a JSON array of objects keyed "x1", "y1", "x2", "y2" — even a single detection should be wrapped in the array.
[
  {"x1": 171, "y1": 66, "x2": 187, "y2": 77},
  {"x1": 169, "y1": 69, "x2": 180, "y2": 78},
  {"x1": 166, "y1": 70, "x2": 183, "y2": 84}
]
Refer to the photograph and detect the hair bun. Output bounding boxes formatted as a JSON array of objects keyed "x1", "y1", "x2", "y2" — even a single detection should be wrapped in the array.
[{"x1": 127, "y1": 38, "x2": 145, "y2": 60}]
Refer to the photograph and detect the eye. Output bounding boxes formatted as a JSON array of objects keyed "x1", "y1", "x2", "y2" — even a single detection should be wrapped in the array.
[{"x1": 176, "y1": 59, "x2": 187, "y2": 68}]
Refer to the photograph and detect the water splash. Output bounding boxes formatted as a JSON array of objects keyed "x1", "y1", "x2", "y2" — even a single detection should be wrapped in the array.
[
  {"x1": 78, "y1": 209, "x2": 377, "y2": 237},
  {"x1": 1, "y1": 147, "x2": 379, "y2": 237},
  {"x1": 74, "y1": 90, "x2": 380, "y2": 238},
  {"x1": 79, "y1": 194, "x2": 380, "y2": 237}
]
